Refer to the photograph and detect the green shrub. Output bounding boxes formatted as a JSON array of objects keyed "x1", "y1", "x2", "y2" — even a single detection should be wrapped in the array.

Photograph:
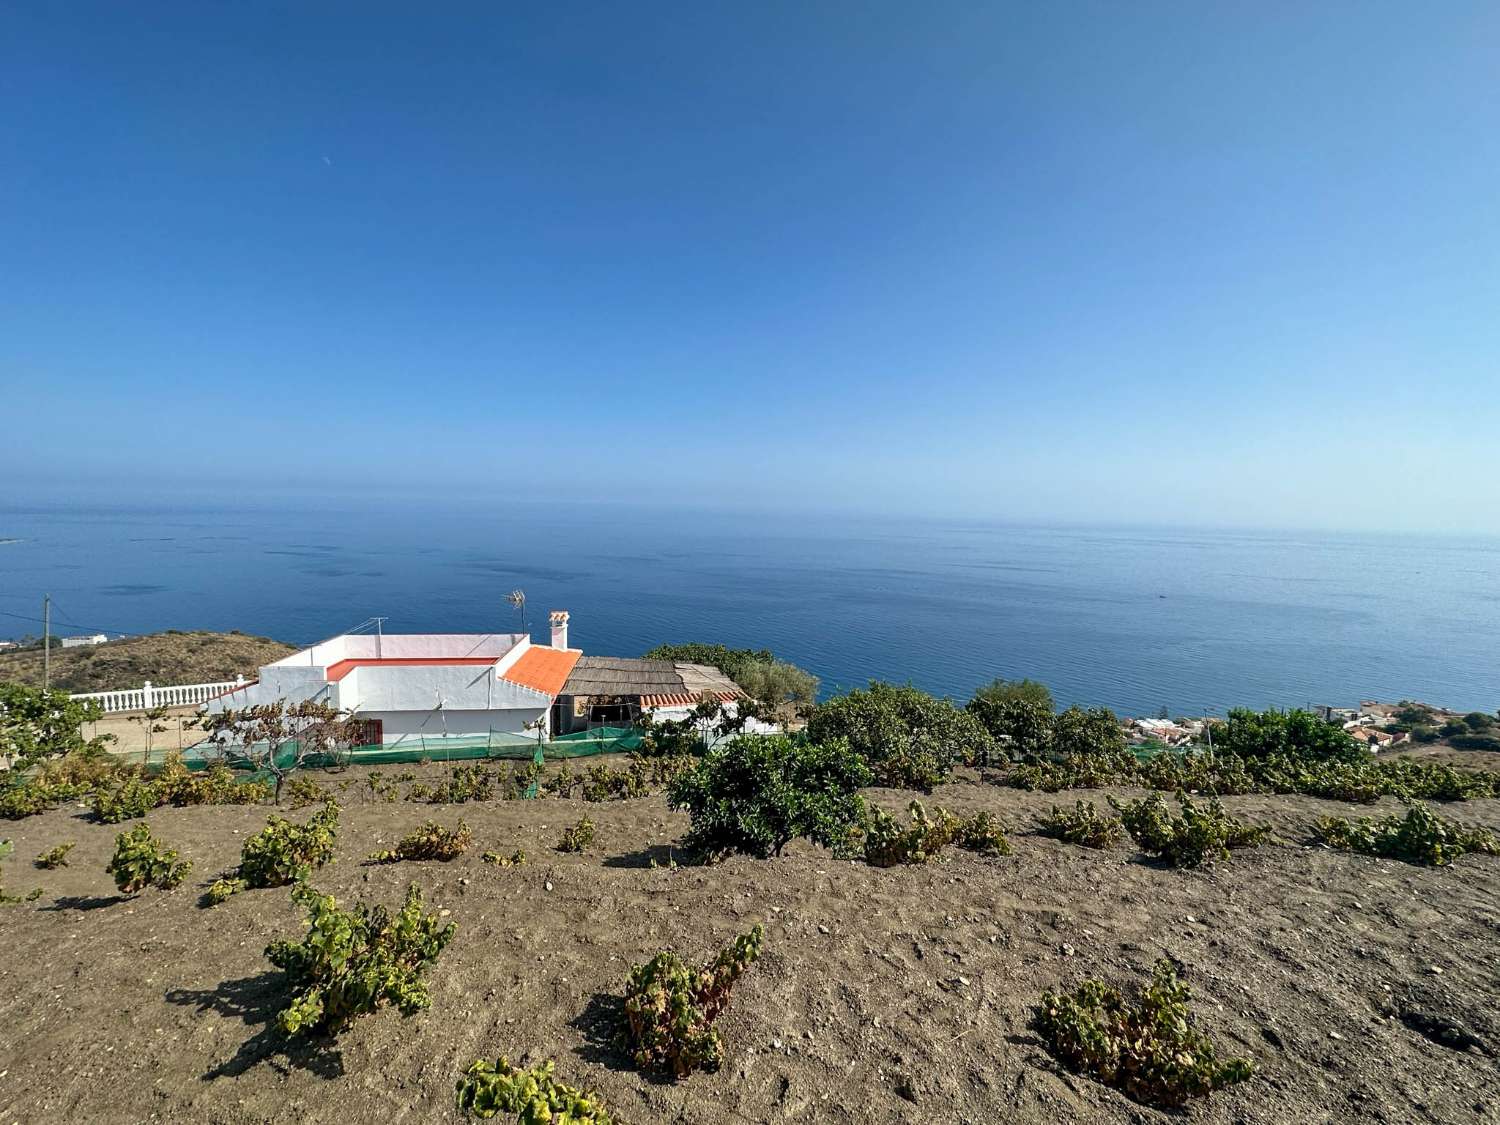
[
  {"x1": 1111, "y1": 792, "x2": 1270, "y2": 868},
  {"x1": 428, "y1": 764, "x2": 495, "y2": 804},
  {"x1": 35, "y1": 841, "x2": 75, "y2": 868},
  {"x1": 1, "y1": 777, "x2": 91, "y2": 820},
  {"x1": 625, "y1": 924, "x2": 764, "y2": 1077},
  {"x1": 1051, "y1": 706, "x2": 1126, "y2": 758},
  {"x1": 968, "y1": 697, "x2": 1054, "y2": 760},
  {"x1": 581, "y1": 762, "x2": 649, "y2": 803},
  {"x1": 557, "y1": 815, "x2": 596, "y2": 853},
  {"x1": 863, "y1": 800, "x2": 958, "y2": 867},
  {"x1": 668, "y1": 734, "x2": 871, "y2": 858},
  {"x1": 808, "y1": 682, "x2": 994, "y2": 789},
  {"x1": 285, "y1": 775, "x2": 329, "y2": 809},
  {"x1": 369, "y1": 819, "x2": 472, "y2": 863},
  {"x1": 107, "y1": 823, "x2": 191, "y2": 893},
  {"x1": 91, "y1": 775, "x2": 160, "y2": 823},
  {"x1": 481, "y1": 849, "x2": 526, "y2": 867},
  {"x1": 861, "y1": 801, "x2": 1010, "y2": 866},
  {"x1": 1213, "y1": 707, "x2": 1363, "y2": 764},
  {"x1": 540, "y1": 761, "x2": 578, "y2": 798},
  {"x1": 456, "y1": 1057, "x2": 620, "y2": 1122},
  {"x1": 155, "y1": 760, "x2": 270, "y2": 808},
  {"x1": 952, "y1": 809, "x2": 1012, "y2": 855},
  {"x1": 265, "y1": 881, "x2": 456, "y2": 1035},
  {"x1": 1039, "y1": 800, "x2": 1125, "y2": 848},
  {"x1": 208, "y1": 800, "x2": 340, "y2": 904},
  {"x1": 1316, "y1": 802, "x2": 1500, "y2": 867},
  {"x1": 1036, "y1": 959, "x2": 1255, "y2": 1107}
]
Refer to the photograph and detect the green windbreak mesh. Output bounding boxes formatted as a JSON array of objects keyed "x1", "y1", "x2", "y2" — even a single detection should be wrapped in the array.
[{"x1": 162, "y1": 725, "x2": 645, "y2": 772}]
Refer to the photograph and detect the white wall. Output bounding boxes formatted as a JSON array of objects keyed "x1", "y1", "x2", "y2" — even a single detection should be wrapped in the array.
[{"x1": 361, "y1": 706, "x2": 548, "y2": 744}]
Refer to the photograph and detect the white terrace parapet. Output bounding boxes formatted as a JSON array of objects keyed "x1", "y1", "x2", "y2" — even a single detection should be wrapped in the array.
[{"x1": 71, "y1": 678, "x2": 246, "y2": 714}]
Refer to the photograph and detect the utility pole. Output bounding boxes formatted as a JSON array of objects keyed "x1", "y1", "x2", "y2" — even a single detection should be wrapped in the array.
[{"x1": 43, "y1": 594, "x2": 51, "y2": 690}]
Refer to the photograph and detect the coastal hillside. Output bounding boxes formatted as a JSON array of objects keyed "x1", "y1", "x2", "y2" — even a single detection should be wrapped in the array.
[{"x1": 0, "y1": 631, "x2": 295, "y2": 693}]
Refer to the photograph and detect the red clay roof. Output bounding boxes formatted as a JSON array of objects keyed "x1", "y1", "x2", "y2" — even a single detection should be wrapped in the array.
[
  {"x1": 501, "y1": 647, "x2": 581, "y2": 697},
  {"x1": 325, "y1": 657, "x2": 498, "y2": 683}
]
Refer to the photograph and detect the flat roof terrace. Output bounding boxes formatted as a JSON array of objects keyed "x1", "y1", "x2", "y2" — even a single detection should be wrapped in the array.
[{"x1": 324, "y1": 657, "x2": 499, "y2": 683}]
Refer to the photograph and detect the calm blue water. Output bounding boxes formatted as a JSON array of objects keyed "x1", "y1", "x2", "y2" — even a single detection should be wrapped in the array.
[{"x1": 2, "y1": 503, "x2": 1497, "y2": 715}]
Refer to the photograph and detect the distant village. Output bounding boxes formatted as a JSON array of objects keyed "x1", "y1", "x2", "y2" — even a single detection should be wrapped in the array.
[{"x1": 1123, "y1": 701, "x2": 1428, "y2": 753}]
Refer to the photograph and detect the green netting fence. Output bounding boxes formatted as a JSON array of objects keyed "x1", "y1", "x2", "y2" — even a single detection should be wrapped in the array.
[{"x1": 166, "y1": 725, "x2": 644, "y2": 773}]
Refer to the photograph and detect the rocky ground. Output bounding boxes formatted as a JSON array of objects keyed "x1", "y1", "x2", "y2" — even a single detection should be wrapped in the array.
[{"x1": 1, "y1": 764, "x2": 1498, "y2": 1124}]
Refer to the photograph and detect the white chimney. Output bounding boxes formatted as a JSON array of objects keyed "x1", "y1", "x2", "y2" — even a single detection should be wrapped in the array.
[{"x1": 549, "y1": 610, "x2": 570, "y2": 650}]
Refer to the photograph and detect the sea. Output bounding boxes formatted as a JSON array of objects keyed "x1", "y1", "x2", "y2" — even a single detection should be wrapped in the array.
[{"x1": 2, "y1": 502, "x2": 1497, "y2": 716}]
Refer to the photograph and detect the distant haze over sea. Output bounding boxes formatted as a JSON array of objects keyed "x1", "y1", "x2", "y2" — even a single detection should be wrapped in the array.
[{"x1": 2, "y1": 503, "x2": 1497, "y2": 716}]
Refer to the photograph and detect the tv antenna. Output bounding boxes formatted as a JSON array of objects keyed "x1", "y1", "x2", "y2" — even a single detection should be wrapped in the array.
[{"x1": 506, "y1": 589, "x2": 528, "y2": 633}]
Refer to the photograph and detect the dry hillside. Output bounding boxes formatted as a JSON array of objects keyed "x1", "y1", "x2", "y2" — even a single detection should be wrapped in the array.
[{"x1": 0, "y1": 631, "x2": 295, "y2": 693}]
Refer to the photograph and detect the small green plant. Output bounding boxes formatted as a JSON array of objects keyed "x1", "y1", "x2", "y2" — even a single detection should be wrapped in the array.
[
  {"x1": 481, "y1": 849, "x2": 526, "y2": 867},
  {"x1": 429, "y1": 764, "x2": 495, "y2": 804},
  {"x1": 369, "y1": 819, "x2": 473, "y2": 863},
  {"x1": 863, "y1": 800, "x2": 958, "y2": 867},
  {"x1": 107, "y1": 823, "x2": 192, "y2": 893},
  {"x1": 1039, "y1": 800, "x2": 1125, "y2": 849},
  {"x1": 285, "y1": 775, "x2": 329, "y2": 809},
  {"x1": 625, "y1": 924, "x2": 764, "y2": 1078},
  {"x1": 952, "y1": 809, "x2": 1012, "y2": 855},
  {"x1": 1111, "y1": 792, "x2": 1269, "y2": 868},
  {"x1": 91, "y1": 775, "x2": 159, "y2": 823},
  {"x1": 35, "y1": 841, "x2": 76, "y2": 868},
  {"x1": 1036, "y1": 958, "x2": 1254, "y2": 1107},
  {"x1": 456, "y1": 1057, "x2": 621, "y2": 1122},
  {"x1": 366, "y1": 771, "x2": 401, "y2": 803},
  {"x1": 557, "y1": 815, "x2": 596, "y2": 853},
  {"x1": 541, "y1": 761, "x2": 579, "y2": 798},
  {"x1": 0, "y1": 840, "x2": 43, "y2": 904},
  {"x1": 265, "y1": 881, "x2": 456, "y2": 1035},
  {"x1": 862, "y1": 801, "x2": 1011, "y2": 866},
  {"x1": 207, "y1": 800, "x2": 340, "y2": 904},
  {"x1": 1316, "y1": 802, "x2": 1500, "y2": 867}
]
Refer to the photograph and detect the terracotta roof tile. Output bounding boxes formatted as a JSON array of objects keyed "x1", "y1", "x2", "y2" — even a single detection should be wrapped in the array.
[{"x1": 502, "y1": 647, "x2": 581, "y2": 697}]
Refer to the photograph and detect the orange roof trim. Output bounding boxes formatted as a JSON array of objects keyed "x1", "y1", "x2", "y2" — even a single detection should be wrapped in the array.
[{"x1": 502, "y1": 646, "x2": 581, "y2": 697}]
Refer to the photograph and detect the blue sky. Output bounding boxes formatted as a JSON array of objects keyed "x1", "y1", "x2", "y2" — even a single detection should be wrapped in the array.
[{"x1": 3, "y1": 3, "x2": 1498, "y2": 531}]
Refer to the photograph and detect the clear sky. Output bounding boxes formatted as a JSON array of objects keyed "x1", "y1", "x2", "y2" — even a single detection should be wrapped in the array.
[{"x1": 3, "y1": 3, "x2": 1497, "y2": 532}]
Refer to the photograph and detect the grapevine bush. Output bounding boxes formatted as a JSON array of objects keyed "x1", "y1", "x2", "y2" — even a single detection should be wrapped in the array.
[
  {"x1": 35, "y1": 841, "x2": 76, "y2": 868},
  {"x1": 1038, "y1": 800, "x2": 1125, "y2": 849},
  {"x1": 1316, "y1": 802, "x2": 1500, "y2": 867},
  {"x1": 667, "y1": 734, "x2": 871, "y2": 859},
  {"x1": 481, "y1": 849, "x2": 526, "y2": 867},
  {"x1": 108, "y1": 823, "x2": 192, "y2": 893},
  {"x1": 862, "y1": 800, "x2": 1011, "y2": 867},
  {"x1": 266, "y1": 881, "x2": 456, "y2": 1036},
  {"x1": 369, "y1": 819, "x2": 473, "y2": 863},
  {"x1": 1036, "y1": 958, "x2": 1255, "y2": 1107},
  {"x1": 1111, "y1": 792, "x2": 1270, "y2": 868},
  {"x1": 625, "y1": 924, "x2": 764, "y2": 1078},
  {"x1": 456, "y1": 1057, "x2": 621, "y2": 1123},
  {"x1": 557, "y1": 815, "x2": 596, "y2": 853},
  {"x1": 207, "y1": 800, "x2": 341, "y2": 904}
]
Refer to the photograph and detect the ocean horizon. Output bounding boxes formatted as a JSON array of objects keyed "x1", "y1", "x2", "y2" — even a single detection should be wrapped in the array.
[{"x1": 2, "y1": 501, "x2": 1497, "y2": 716}]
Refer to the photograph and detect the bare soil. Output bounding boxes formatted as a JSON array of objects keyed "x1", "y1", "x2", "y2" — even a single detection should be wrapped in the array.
[{"x1": 2, "y1": 767, "x2": 1498, "y2": 1124}]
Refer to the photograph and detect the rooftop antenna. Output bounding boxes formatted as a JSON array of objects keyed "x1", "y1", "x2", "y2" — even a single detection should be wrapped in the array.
[{"x1": 506, "y1": 589, "x2": 528, "y2": 635}]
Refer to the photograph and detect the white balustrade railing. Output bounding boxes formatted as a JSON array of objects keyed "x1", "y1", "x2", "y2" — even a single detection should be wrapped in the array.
[{"x1": 71, "y1": 676, "x2": 249, "y2": 714}]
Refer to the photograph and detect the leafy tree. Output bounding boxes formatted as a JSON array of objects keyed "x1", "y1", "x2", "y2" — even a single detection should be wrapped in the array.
[
  {"x1": 1462, "y1": 711, "x2": 1496, "y2": 731},
  {"x1": 0, "y1": 683, "x2": 112, "y2": 770},
  {"x1": 667, "y1": 734, "x2": 870, "y2": 858},
  {"x1": 969, "y1": 677, "x2": 1054, "y2": 714},
  {"x1": 1052, "y1": 706, "x2": 1126, "y2": 757},
  {"x1": 642, "y1": 643, "x2": 773, "y2": 678},
  {"x1": 127, "y1": 703, "x2": 173, "y2": 767},
  {"x1": 199, "y1": 699, "x2": 360, "y2": 803},
  {"x1": 968, "y1": 696, "x2": 1054, "y2": 760},
  {"x1": 731, "y1": 659, "x2": 819, "y2": 713},
  {"x1": 808, "y1": 682, "x2": 995, "y2": 788},
  {"x1": 1213, "y1": 708, "x2": 1363, "y2": 765}
]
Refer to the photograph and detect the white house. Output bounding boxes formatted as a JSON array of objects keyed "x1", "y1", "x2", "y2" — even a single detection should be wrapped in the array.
[
  {"x1": 207, "y1": 611, "x2": 581, "y2": 746},
  {"x1": 60, "y1": 633, "x2": 110, "y2": 648}
]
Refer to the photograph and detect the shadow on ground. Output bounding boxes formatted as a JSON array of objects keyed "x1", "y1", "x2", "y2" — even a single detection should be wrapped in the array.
[
  {"x1": 569, "y1": 991, "x2": 674, "y2": 1085},
  {"x1": 41, "y1": 894, "x2": 128, "y2": 912},
  {"x1": 165, "y1": 970, "x2": 344, "y2": 1080},
  {"x1": 601, "y1": 843, "x2": 688, "y2": 869}
]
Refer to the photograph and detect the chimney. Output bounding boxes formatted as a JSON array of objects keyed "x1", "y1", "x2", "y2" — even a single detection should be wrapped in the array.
[{"x1": 549, "y1": 610, "x2": 570, "y2": 650}]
